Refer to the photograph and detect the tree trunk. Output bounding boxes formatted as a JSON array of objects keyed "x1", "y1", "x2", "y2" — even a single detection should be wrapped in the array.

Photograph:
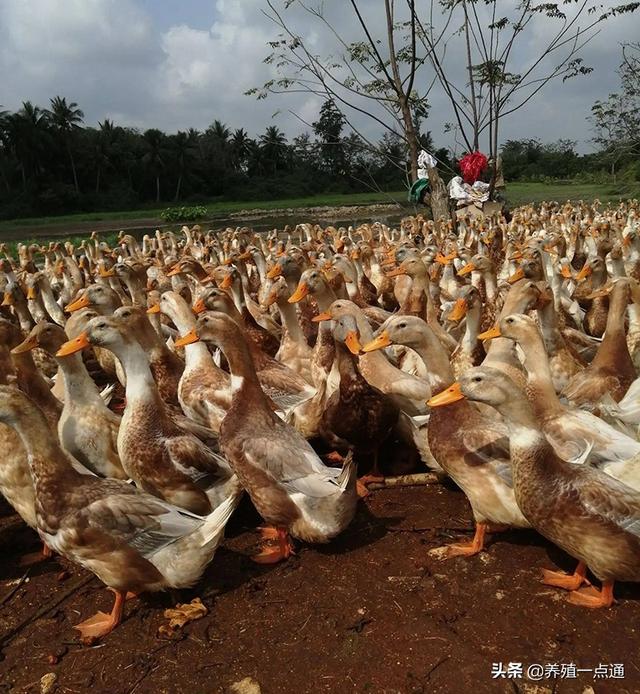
[
  {"x1": 95, "y1": 166, "x2": 101, "y2": 194},
  {"x1": 67, "y1": 140, "x2": 80, "y2": 194},
  {"x1": 426, "y1": 166, "x2": 451, "y2": 229},
  {"x1": 174, "y1": 172, "x2": 183, "y2": 202},
  {"x1": 156, "y1": 175, "x2": 161, "y2": 202}
]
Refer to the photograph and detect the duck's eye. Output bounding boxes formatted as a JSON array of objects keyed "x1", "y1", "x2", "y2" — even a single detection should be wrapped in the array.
[
  {"x1": 96, "y1": 322, "x2": 106, "y2": 329},
  {"x1": 506, "y1": 317, "x2": 514, "y2": 324},
  {"x1": 399, "y1": 322, "x2": 406, "y2": 328},
  {"x1": 473, "y1": 376, "x2": 482, "y2": 382}
]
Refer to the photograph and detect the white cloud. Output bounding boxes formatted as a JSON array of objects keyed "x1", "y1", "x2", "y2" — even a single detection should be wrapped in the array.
[{"x1": 0, "y1": 0, "x2": 637, "y2": 152}]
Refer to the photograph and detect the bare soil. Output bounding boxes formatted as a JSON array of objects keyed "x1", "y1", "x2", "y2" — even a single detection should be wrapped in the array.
[{"x1": 1, "y1": 483, "x2": 639, "y2": 694}]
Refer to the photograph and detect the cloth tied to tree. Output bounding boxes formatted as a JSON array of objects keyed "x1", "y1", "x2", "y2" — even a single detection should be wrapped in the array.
[
  {"x1": 459, "y1": 151, "x2": 488, "y2": 185},
  {"x1": 417, "y1": 150, "x2": 438, "y2": 179}
]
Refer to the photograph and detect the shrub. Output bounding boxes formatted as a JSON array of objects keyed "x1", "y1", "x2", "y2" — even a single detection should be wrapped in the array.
[{"x1": 160, "y1": 205, "x2": 208, "y2": 222}]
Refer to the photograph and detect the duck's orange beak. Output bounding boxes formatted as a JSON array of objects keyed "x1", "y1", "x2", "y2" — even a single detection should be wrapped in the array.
[
  {"x1": 508, "y1": 267, "x2": 525, "y2": 284},
  {"x1": 457, "y1": 262, "x2": 475, "y2": 276},
  {"x1": 238, "y1": 251, "x2": 252, "y2": 261},
  {"x1": 575, "y1": 263, "x2": 592, "y2": 281},
  {"x1": 175, "y1": 329, "x2": 199, "y2": 347},
  {"x1": 65, "y1": 294, "x2": 90, "y2": 313},
  {"x1": 26, "y1": 286, "x2": 37, "y2": 300},
  {"x1": 434, "y1": 252, "x2": 451, "y2": 265},
  {"x1": 427, "y1": 382, "x2": 465, "y2": 407},
  {"x1": 447, "y1": 298, "x2": 467, "y2": 322},
  {"x1": 560, "y1": 265, "x2": 573, "y2": 279},
  {"x1": 623, "y1": 234, "x2": 632, "y2": 248},
  {"x1": 1, "y1": 292, "x2": 13, "y2": 307},
  {"x1": 386, "y1": 266, "x2": 406, "y2": 278},
  {"x1": 11, "y1": 334, "x2": 38, "y2": 354},
  {"x1": 146, "y1": 303, "x2": 160, "y2": 314},
  {"x1": 166, "y1": 265, "x2": 182, "y2": 277},
  {"x1": 266, "y1": 264, "x2": 282, "y2": 279},
  {"x1": 313, "y1": 311, "x2": 332, "y2": 322},
  {"x1": 477, "y1": 325, "x2": 501, "y2": 341},
  {"x1": 361, "y1": 330, "x2": 392, "y2": 353},
  {"x1": 345, "y1": 330, "x2": 362, "y2": 355},
  {"x1": 220, "y1": 273, "x2": 233, "y2": 290},
  {"x1": 509, "y1": 251, "x2": 523, "y2": 261},
  {"x1": 288, "y1": 281, "x2": 309, "y2": 303},
  {"x1": 56, "y1": 332, "x2": 90, "y2": 357},
  {"x1": 99, "y1": 266, "x2": 115, "y2": 278},
  {"x1": 192, "y1": 298, "x2": 206, "y2": 315}
]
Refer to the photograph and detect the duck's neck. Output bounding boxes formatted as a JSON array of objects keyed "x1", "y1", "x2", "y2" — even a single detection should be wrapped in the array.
[
  {"x1": 592, "y1": 286, "x2": 632, "y2": 369},
  {"x1": 276, "y1": 299, "x2": 305, "y2": 343},
  {"x1": 461, "y1": 303, "x2": 481, "y2": 354},
  {"x1": 56, "y1": 352, "x2": 104, "y2": 405},
  {"x1": 13, "y1": 407, "x2": 77, "y2": 483},
  {"x1": 410, "y1": 330, "x2": 454, "y2": 385},
  {"x1": 518, "y1": 332, "x2": 562, "y2": 411},
  {"x1": 116, "y1": 340, "x2": 161, "y2": 405},
  {"x1": 222, "y1": 336, "x2": 271, "y2": 408}
]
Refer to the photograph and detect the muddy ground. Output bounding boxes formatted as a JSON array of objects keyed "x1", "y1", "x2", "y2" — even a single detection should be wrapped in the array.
[{"x1": 1, "y1": 482, "x2": 639, "y2": 694}]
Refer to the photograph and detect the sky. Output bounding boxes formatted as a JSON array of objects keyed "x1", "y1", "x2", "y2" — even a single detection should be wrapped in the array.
[{"x1": 0, "y1": 0, "x2": 638, "y2": 155}]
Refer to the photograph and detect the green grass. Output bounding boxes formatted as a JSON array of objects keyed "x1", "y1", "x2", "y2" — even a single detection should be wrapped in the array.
[
  {"x1": 1, "y1": 182, "x2": 638, "y2": 245},
  {"x1": 0, "y1": 190, "x2": 405, "y2": 234},
  {"x1": 505, "y1": 181, "x2": 640, "y2": 207}
]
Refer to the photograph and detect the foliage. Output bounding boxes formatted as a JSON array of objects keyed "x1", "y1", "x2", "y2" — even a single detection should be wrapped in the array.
[{"x1": 159, "y1": 205, "x2": 208, "y2": 222}]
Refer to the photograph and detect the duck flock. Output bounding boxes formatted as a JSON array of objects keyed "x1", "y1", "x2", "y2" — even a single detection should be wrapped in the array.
[{"x1": 1, "y1": 199, "x2": 640, "y2": 641}]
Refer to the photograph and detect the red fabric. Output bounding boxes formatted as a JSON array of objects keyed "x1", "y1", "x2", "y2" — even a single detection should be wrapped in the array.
[{"x1": 459, "y1": 151, "x2": 488, "y2": 185}]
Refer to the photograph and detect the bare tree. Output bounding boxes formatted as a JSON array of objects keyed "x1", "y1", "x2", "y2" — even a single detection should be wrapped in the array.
[
  {"x1": 248, "y1": 2, "x2": 441, "y2": 178},
  {"x1": 419, "y1": 1, "x2": 639, "y2": 188},
  {"x1": 591, "y1": 41, "x2": 640, "y2": 178}
]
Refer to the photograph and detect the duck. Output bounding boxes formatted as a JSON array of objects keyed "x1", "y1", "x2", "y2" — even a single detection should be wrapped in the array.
[
  {"x1": 481, "y1": 313, "x2": 640, "y2": 475},
  {"x1": 0, "y1": 385, "x2": 240, "y2": 638},
  {"x1": 363, "y1": 316, "x2": 529, "y2": 558},
  {"x1": 318, "y1": 314, "x2": 397, "y2": 495},
  {"x1": 429, "y1": 367, "x2": 640, "y2": 608},
  {"x1": 562, "y1": 279, "x2": 637, "y2": 408},
  {"x1": 12, "y1": 322, "x2": 127, "y2": 479},
  {"x1": 149, "y1": 291, "x2": 232, "y2": 431},
  {"x1": 175, "y1": 312, "x2": 358, "y2": 563},
  {"x1": 57, "y1": 316, "x2": 238, "y2": 516},
  {"x1": 262, "y1": 275, "x2": 313, "y2": 384}
]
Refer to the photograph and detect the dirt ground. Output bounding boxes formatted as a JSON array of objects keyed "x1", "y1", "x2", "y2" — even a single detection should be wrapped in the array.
[{"x1": 1, "y1": 482, "x2": 639, "y2": 694}]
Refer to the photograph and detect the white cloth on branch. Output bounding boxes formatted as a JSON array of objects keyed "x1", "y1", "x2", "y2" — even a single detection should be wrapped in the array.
[
  {"x1": 417, "y1": 150, "x2": 438, "y2": 179},
  {"x1": 448, "y1": 176, "x2": 490, "y2": 206}
]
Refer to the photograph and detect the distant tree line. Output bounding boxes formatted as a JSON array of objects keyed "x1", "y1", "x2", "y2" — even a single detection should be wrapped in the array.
[{"x1": 0, "y1": 96, "x2": 449, "y2": 220}]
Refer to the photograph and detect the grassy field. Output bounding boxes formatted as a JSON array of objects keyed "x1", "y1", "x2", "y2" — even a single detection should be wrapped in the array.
[
  {"x1": 0, "y1": 190, "x2": 405, "y2": 234},
  {"x1": 505, "y1": 180, "x2": 640, "y2": 207},
  {"x1": 0, "y1": 181, "x2": 638, "y2": 242}
]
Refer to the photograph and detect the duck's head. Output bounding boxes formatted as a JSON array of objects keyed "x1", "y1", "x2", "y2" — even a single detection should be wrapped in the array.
[
  {"x1": 56, "y1": 315, "x2": 124, "y2": 357},
  {"x1": 428, "y1": 366, "x2": 520, "y2": 410},
  {"x1": 331, "y1": 314, "x2": 363, "y2": 355},
  {"x1": 288, "y1": 267, "x2": 328, "y2": 303},
  {"x1": 457, "y1": 254, "x2": 492, "y2": 277},
  {"x1": 175, "y1": 311, "x2": 242, "y2": 350},
  {"x1": 65, "y1": 284, "x2": 119, "y2": 313},
  {"x1": 262, "y1": 276, "x2": 289, "y2": 309},
  {"x1": 192, "y1": 287, "x2": 234, "y2": 315},
  {"x1": 447, "y1": 285, "x2": 480, "y2": 322},
  {"x1": 478, "y1": 313, "x2": 539, "y2": 344},
  {"x1": 362, "y1": 315, "x2": 429, "y2": 353},
  {"x1": 11, "y1": 322, "x2": 67, "y2": 356},
  {"x1": 386, "y1": 256, "x2": 426, "y2": 279},
  {"x1": 312, "y1": 299, "x2": 359, "y2": 323}
]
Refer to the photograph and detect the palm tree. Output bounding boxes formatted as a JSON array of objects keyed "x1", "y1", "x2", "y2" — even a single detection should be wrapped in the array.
[
  {"x1": 231, "y1": 128, "x2": 252, "y2": 172},
  {"x1": 142, "y1": 128, "x2": 166, "y2": 202},
  {"x1": 0, "y1": 107, "x2": 12, "y2": 193},
  {"x1": 7, "y1": 101, "x2": 50, "y2": 191},
  {"x1": 171, "y1": 130, "x2": 197, "y2": 201},
  {"x1": 47, "y1": 96, "x2": 84, "y2": 193},
  {"x1": 259, "y1": 126, "x2": 288, "y2": 174},
  {"x1": 93, "y1": 119, "x2": 119, "y2": 194}
]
